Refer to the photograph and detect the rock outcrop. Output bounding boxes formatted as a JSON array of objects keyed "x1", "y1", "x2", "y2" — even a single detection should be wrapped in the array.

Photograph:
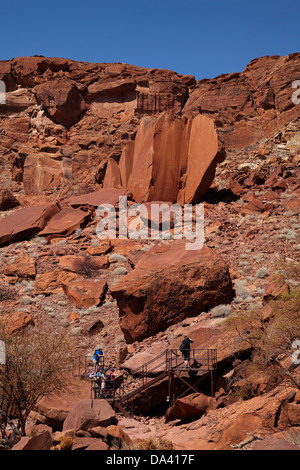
[
  {"x1": 103, "y1": 112, "x2": 225, "y2": 204},
  {"x1": 157, "y1": 386, "x2": 300, "y2": 450},
  {"x1": 183, "y1": 53, "x2": 300, "y2": 149},
  {"x1": 1, "y1": 53, "x2": 299, "y2": 200}
]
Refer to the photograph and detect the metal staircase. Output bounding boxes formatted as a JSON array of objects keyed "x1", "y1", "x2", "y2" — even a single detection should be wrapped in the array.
[{"x1": 89, "y1": 348, "x2": 218, "y2": 416}]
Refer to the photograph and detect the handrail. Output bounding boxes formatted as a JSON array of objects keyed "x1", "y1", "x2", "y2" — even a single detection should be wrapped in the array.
[
  {"x1": 129, "y1": 350, "x2": 167, "y2": 376},
  {"x1": 117, "y1": 371, "x2": 169, "y2": 403},
  {"x1": 166, "y1": 348, "x2": 217, "y2": 371},
  {"x1": 128, "y1": 348, "x2": 217, "y2": 377},
  {"x1": 89, "y1": 348, "x2": 218, "y2": 403}
]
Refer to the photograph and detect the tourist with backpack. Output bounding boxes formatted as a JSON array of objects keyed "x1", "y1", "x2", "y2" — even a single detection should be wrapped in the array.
[{"x1": 92, "y1": 347, "x2": 104, "y2": 370}]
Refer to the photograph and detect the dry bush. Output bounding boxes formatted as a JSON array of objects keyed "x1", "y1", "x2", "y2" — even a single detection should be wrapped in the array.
[
  {"x1": 72, "y1": 254, "x2": 100, "y2": 278},
  {"x1": 0, "y1": 324, "x2": 74, "y2": 436},
  {"x1": 58, "y1": 435, "x2": 74, "y2": 450},
  {"x1": 0, "y1": 284, "x2": 16, "y2": 302},
  {"x1": 133, "y1": 437, "x2": 174, "y2": 450}
]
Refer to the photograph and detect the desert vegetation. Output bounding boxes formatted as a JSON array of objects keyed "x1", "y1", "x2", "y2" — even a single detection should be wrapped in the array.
[
  {"x1": 223, "y1": 261, "x2": 300, "y2": 392},
  {"x1": 0, "y1": 322, "x2": 74, "y2": 438}
]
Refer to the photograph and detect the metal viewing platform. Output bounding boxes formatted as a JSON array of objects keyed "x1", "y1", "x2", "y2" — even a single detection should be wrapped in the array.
[{"x1": 85, "y1": 348, "x2": 217, "y2": 417}]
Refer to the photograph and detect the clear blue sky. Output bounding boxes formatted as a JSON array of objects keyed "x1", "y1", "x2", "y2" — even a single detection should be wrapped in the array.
[{"x1": 1, "y1": 0, "x2": 299, "y2": 79}]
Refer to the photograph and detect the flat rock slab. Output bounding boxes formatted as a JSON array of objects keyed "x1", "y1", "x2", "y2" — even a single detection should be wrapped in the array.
[
  {"x1": 39, "y1": 207, "x2": 90, "y2": 237},
  {"x1": 0, "y1": 203, "x2": 60, "y2": 246},
  {"x1": 252, "y1": 437, "x2": 300, "y2": 450},
  {"x1": 63, "y1": 188, "x2": 127, "y2": 208}
]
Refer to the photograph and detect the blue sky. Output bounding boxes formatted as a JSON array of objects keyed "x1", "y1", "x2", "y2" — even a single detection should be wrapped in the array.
[{"x1": 1, "y1": 0, "x2": 299, "y2": 79}]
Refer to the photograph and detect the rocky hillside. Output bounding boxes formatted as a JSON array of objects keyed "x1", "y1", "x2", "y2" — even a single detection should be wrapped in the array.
[{"x1": 0, "y1": 53, "x2": 300, "y2": 451}]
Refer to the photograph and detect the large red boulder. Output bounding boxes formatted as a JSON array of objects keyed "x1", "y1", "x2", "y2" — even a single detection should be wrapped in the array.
[
  {"x1": 111, "y1": 243, "x2": 233, "y2": 343},
  {"x1": 166, "y1": 393, "x2": 217, "y2": 423},
  {"x1": 33, "y1": 378, "x2": 91, "y2": 427}
]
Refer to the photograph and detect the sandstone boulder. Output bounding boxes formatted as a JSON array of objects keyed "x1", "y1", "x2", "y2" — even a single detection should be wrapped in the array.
[
  {"x1": 106, "y1": 424, "x2": 132, "y2": 447},
  {"x1": 166, "y1": 393, "x2": 217, "y2": 423},
  {"x1": 4, "y1": 255, "x2": 36, "y2": 279},
  {"x1": 111, "y1": 243, "x2": 233, "y2": 342},
  {"x1": 34, "y1": 78, "x2": 86, "y2": 127},
  {"x1": 62, "y1": 279, "x2": 107, "y2": 308},
  {"x1": 39, "y1": 207, "x2": 90, "y2": 238},
  {"x1": 34, "y1": 378, "x2": 91, "y2": 427},
  {"x1": 62, "y1": 399, "x2": 117, "y2": 432},
  {"x1": 180, "y1": 114, "x2": 225, "y2": 204},
  {"x1": 0, "y1": 203, "x2": 60, "y2": 246},
  {"x1": 12, "y1": 431, "x2": 52, "y2": 451}
]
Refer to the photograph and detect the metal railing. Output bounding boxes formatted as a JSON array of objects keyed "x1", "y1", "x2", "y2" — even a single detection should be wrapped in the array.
[
  {"x1": 87, "y1": 348, "x2": 218, "y2": 402},
  {"x1": 166, "y1": 348, "x2": 217, "y2": 371}
]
